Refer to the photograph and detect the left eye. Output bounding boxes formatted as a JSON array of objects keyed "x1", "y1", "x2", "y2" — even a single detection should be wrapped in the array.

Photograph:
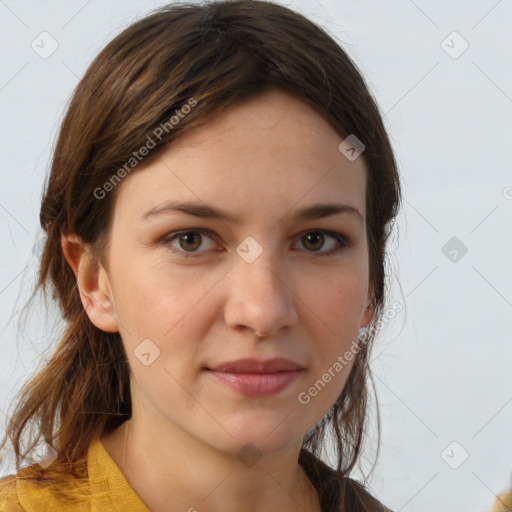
[{"x1": 161, "y1": 228, "x2": 350, "y2": 258}]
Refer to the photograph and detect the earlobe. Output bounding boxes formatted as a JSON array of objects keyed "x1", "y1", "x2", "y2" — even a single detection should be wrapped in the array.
[{"x1": 61, "y1": 233, "x2": 119, "y2": 333}]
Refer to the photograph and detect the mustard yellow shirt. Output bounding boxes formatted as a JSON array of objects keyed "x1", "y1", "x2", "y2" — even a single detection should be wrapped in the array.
[{"x1": 0, "y1": 437, "x2": 150, "y2": 511}]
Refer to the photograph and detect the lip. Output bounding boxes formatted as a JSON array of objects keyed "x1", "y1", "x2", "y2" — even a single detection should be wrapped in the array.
[
  {"x1": 205, "y1": 358, "x2": 305, "y2": 397},
  {"x1": 207, "y1": 357, "x2": 304, "y2": 373},
  {"x1": 206, "y1": 370, "x2": 304, "y2": 397}
]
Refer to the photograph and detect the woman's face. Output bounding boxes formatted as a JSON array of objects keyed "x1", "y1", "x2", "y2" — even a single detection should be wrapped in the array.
[{"x1": 90, "y1": 89, "x2": 373, "y2": 456}]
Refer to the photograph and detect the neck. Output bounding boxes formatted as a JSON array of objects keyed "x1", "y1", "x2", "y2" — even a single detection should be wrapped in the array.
[{"x1": 101, "y1": 416, "x2": 321, "y2": 512}]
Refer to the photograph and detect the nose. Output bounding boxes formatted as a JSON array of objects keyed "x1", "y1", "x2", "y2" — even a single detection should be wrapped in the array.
[{"x1": 223, "y1": 243, "x2": 298, "y2": 339}]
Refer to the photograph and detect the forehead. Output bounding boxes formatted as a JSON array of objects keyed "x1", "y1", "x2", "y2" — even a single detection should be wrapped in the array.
[{"x1": 114, "y1": 90, "x2": 367, "y2": 225}]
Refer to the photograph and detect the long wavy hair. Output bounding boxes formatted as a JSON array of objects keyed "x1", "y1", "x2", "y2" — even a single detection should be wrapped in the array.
[{"x1": 0, "y1": 1, "x2": 401, "y2": 510}]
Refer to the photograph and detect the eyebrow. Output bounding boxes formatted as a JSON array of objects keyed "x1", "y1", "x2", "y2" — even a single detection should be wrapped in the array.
[{"x1": 141, "y1": 200, "x2": 363, "y2": 223}]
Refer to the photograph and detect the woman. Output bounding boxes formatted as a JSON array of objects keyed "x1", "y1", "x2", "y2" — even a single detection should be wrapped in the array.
[{"x1": 0, "y1": 1, "x2": 401, "y2": 511}]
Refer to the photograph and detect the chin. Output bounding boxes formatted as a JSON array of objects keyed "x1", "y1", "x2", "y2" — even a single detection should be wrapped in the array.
[{"x1": 205, "y1": 416, "x2": 308, "y2": 459}]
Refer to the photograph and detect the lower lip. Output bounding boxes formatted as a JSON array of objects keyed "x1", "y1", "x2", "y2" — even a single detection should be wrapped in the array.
[{"x1": 206, "y1": 370, "x2": 304, "y2": 397}]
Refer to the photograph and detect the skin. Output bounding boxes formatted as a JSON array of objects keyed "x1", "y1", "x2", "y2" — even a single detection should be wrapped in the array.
[{"x1": 62, "y1": 89, "x2": 374, "y2": 512}]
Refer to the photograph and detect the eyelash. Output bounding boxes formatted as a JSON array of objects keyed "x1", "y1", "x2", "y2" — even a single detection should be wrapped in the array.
[{"x1": 161, "y1": 228, "x2": 351, "y2": 259}]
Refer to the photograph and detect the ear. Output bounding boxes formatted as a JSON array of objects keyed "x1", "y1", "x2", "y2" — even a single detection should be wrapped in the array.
[
  {"x1": 61, "y1": 233, "x2": 119, "y2": 333},
  {"x1": 360, "y1": 288, "x2": 375, "y2": 329}
]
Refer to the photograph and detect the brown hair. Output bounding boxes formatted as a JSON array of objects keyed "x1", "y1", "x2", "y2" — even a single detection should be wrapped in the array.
[{"x1": 0, "y1": 1, "x2": 401, "y2": 510}]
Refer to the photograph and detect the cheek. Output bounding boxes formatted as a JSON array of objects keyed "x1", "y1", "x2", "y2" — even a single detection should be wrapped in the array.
[
  {"x1": 112, "y1": 265, "x2": 214, "y2": 378},
  {"x1": 301, "y1": 269, "x2": 367, "y2": 333},
  {"x1": 112, "y1": 256, "x2": 211, "y2": 334},
  {"x1": 301, "y1": 271, "x2": 366, "y2": 386}
]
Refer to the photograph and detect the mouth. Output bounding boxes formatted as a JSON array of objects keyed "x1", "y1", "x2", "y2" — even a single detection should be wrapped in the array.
[
  {"x1": 206, "y1": 357, "x2": 305, "y2": 373},
  {"x1": 205, "y1": 369, "x2": 304, "y2": 397},
  {"x1": 204, "y1": 358, "x2": 305, "y2": 397}
]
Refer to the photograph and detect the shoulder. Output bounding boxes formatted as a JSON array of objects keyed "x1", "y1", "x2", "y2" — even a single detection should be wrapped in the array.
[
  {"x1": 0, "y1": 472, "x2": 26, "y2": 512},
  {"x1": 0, "y1": 465, "x2": 90, "y2": 512}
]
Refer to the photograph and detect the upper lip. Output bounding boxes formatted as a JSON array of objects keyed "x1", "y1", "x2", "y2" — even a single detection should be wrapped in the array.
[{"x1": 207, "y1": 358, "x2": 304, "y2": 373}]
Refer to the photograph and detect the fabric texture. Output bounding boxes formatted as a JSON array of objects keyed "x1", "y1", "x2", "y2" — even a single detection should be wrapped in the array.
[{"x1": 0, "y1": 436, "x2": 150, "y2": 512}]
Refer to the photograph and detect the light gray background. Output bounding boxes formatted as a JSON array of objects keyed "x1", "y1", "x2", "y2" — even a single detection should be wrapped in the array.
[{"x1": 1, "y1": 1, "x2": 511, "y2": 511}]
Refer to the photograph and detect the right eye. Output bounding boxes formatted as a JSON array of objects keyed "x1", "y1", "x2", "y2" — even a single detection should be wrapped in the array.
[{"x1": 161, "y1": 228, "x2": 218, "y2": 258}]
